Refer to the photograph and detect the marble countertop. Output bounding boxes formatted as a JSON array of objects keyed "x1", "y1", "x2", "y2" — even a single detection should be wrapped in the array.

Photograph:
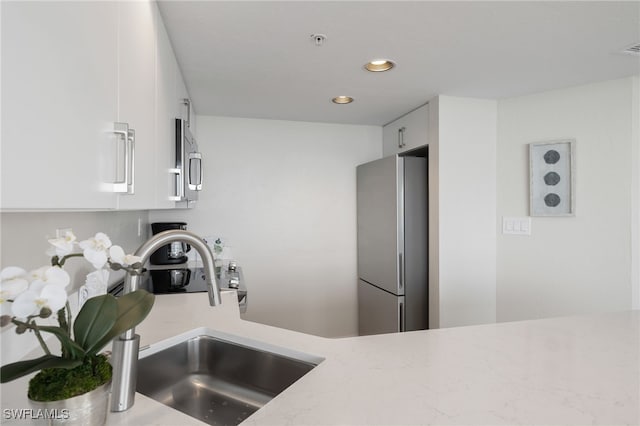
[{"x1": 2, "y1": 291, "x2": 639, "y2": 425}]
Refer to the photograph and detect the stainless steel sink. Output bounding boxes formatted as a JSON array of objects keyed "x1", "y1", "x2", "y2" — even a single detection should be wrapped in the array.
[{"x1": 136, "y1": 331, "x2": 322, "y2": 426}]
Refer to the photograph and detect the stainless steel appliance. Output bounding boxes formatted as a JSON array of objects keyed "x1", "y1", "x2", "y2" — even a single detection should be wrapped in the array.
[
  {"x1": 172, "y1": 118, "x2": 202, "y2": 206},
  {"x1": 357, "y1": 149, "x2": 428, "y2": 335},
  {"x1": 149, "y1": 222, "x2": 191, "y2": 265},
  {"x1": 143, "y1": 265, "x2": 247, "y2": 313},
  {"x1": 107, "y1": 265, "x2": 247, "y2": 314}
]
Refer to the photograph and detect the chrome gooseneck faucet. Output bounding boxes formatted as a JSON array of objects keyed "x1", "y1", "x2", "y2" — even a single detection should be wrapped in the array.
[{"x1": 110, "y1": 230, "x2": 222, "y2": 412}]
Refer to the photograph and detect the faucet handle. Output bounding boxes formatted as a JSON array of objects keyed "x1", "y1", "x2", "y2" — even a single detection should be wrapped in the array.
[{"x1": 228, "y1": 261, "x2": 237, "y2": 272}]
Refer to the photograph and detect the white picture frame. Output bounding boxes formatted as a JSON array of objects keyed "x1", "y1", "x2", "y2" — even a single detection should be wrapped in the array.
[{"x1": 529, "y1": 140, "x2": 575, "y2": 217}]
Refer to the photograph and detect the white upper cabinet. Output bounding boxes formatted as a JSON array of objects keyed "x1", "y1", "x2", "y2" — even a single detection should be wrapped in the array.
[
  {"x1": 1, "y1": 2, "x2": 119, "y2": 209},
  {"x1": 154, "y1": 6, "x2": 180, "y2": 209},
  {"x1": 154, "y1": 3, "x2": 196, "y2": 209},
  {"x1": 383, "y1": 103, "x2": 429, "y2": 157},
  {"x1": 176, "y1": 68, "x2": 195, "y2": 133},
  {"x1": 1, "y1": 1, "x2": 192, "y2": 211},
  {"x1": 116, "y1": 1, "x2": 157, "y2": 210}
]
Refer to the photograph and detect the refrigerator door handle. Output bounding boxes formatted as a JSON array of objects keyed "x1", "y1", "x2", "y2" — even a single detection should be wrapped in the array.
[
  {"x1": 398, "y1": 252, "x2": 404, "y2": 292},
  {"x1": 398, "y1": 298, "x2": 405, "y2": 332}
]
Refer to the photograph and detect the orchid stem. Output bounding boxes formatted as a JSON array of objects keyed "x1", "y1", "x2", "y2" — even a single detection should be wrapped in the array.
[
  {"x1": 52, "y1": 253, "x2": 84, "y2": 267},
  {"x1": 32, "y1": 323, "x2": 52, "y2": 356},
  {"x1": 57, "y1": 307, "x2": 69, "y2": 334},
  {"x1": 11, "y1": 319, "x2": 52, "y2": 356},
  {"x1": 65, "y1": 302, "x2": 72, "y2": 339}
]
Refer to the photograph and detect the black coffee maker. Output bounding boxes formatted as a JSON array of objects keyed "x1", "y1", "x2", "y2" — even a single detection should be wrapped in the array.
[{"x1": 149, "y1": 222, "x2": 191, "y2": 264}]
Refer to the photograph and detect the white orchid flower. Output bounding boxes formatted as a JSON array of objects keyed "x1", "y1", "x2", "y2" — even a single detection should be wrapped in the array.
[
  {"x1": 11, "y1": 284, "x2": 67, "y2": 318},
  {"x1": 79, "y1": 232, "x2": 112, "y2": 269},
  {"x1": 28, "y1": 266, "x2": 48, "y2": 282},
  {"x1": 83, "y1": 249, "x2": 108, "y2": 269},
  {"x1": 0, "y1": 267, "x2": 29, "y2": 315},
  {"x1": 47, "y1": 230, "x2": 77, "y2": 257},
  {"x1": 28, "y1": 266, "x2": 70, "y2": 289},
  {"x1": 1, "y1": 267, "x2": 29, "y2": 288},
  {"x1": 109, "y1": 245, "x2": 142, "y2": 266},
  {"x1": 79, "y1": 232, "x2": 112, "y2": 251}
]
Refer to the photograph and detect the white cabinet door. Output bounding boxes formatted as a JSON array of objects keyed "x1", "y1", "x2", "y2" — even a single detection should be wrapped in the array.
[
  {"x1": 154, "y1": 5, "x2": 179, "y2": 209},
  {"x1": 1, "y1": 1, "x2": 187, "y2": 211},
  {"x1": 382, "y1": 120, "x2": 404, "y2": 156},
  {"x1": 176, "y1": 67, "x2": 195, "y2": 134},
  {"x1": 176, "y1": 68, "x2": 189, "y2": 121},
  {"x1": 116, "y1": 1, "x2": 157, "y2": 210},
  {"x1": 382, "y1": 103, "x2": 429, "y2": 157},
  {"x1": 1, "y1": 2, "x2": 119, "y2": 209}
]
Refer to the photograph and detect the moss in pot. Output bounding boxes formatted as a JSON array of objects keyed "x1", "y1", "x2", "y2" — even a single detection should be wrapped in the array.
[{"x1": 27, "y1": 354, "x2": 112, "y2": 402}]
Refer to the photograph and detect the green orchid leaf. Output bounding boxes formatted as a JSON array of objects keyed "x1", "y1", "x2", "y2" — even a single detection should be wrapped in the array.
[
  {"x1": 37, "y1": 326, "x2": 86, "y2": 359},
  {"x1": 1, "y1": 355, "x2": 81, "y2": 383},
  {"x1": 84, "y1": 290, "x2": 154, "y2": 355},
  {"x1": 73, "y1": 294, "x2": 117, "y2": 352}
]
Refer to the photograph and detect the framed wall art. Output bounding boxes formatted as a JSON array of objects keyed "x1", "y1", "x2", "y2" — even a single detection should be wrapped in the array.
[{"x1": 529, "y1": 140, "x2": 575, "y2": 216}]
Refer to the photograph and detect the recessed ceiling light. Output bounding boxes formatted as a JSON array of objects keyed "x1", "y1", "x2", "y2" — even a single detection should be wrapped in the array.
[
  {"x1": 365, "y1": 59, "x2": 395, "y2": 72},
  {"x1": 332, "y1": 96, "x2": 354, "y2": 104}
]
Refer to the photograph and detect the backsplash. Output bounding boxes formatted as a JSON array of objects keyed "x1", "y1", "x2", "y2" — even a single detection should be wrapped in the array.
[
  {"x1": 0, "y1": 210, "x2": 150, "y2": 291},
  {"x1": 1, "y1": 210, "x2": 151, "y2": 363}
]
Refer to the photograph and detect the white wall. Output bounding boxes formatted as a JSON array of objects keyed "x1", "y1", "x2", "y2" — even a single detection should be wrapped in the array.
[
  {"x1": 496, "y1": 76, "x2": 639, "y2": 322},
  {"x1": 429, "y1": 96, "x2": 498, "y2": 328},
  {"x1": 150, "y1": 116, "x2": 382, "y2": 337}
]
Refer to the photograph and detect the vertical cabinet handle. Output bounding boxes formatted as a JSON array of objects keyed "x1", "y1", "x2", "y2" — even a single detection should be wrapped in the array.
[
  {"x1": 183, "y1": 98, "x2": 191, "y2": 128},
  {"x1": 126, "y1": 128, "x2": 135, "y2": 195},
  {"x1": 112, "y1": 123, "x2": 135, "y2": 194},
  {"x1": 398, "y1": 252, "x2": 404, "y2": 292},
  {"x1": 112, "y1": 123, "x2": 128, "y2": 193},
  {"x1": 168, "y1": 168, "x2": 183, "y2": 201},
  {"x1": 398, "y1": 127, "x2": 406, "y2": 148},
  {"x1": 188, "y1": 152, "x2": 203, "y2": 191}
]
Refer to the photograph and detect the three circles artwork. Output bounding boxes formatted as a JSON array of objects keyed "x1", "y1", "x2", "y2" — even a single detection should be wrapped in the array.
[
  {"x1": 529, "y1": 140, "x2": 574, "y2": 216},
  {"x1": 542, "y1": 149, "x2": 562, "y2": 208}
]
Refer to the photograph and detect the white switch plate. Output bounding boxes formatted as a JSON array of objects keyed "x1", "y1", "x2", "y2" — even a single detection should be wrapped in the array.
[{"x1": 502, "y1": 217, "x2": 531, "y2": 236}]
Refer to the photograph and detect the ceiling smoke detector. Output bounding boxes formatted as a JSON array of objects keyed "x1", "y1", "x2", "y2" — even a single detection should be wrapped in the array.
[{"x1": 310, "y1": 33, "x2": 327, "y2": 47}]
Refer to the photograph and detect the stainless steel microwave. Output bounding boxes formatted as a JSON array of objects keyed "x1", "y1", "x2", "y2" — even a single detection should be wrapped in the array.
[{"x1": 172, "y1": 118, "x2": 202, "y2": 205}]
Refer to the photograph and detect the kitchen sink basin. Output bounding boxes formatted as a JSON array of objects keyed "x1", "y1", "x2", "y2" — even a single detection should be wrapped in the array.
[{"x1": 136, "y1": 329, "x2": 323, "y2": 426}]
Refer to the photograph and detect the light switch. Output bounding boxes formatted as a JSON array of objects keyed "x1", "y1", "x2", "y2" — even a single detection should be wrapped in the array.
[{"x1": 502, "y1": 217, "x2": 531, "y2": 236}]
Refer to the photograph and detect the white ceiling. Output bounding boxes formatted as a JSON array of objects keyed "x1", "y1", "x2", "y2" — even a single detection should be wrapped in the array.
[{"x1": 158, "y1": 1, "x2": 640, "y2": 126}]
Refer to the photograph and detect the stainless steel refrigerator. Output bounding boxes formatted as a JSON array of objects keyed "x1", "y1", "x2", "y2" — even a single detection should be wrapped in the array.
[{"x1": 357, "y1": 153, "x2": 428, "y2": 335}]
